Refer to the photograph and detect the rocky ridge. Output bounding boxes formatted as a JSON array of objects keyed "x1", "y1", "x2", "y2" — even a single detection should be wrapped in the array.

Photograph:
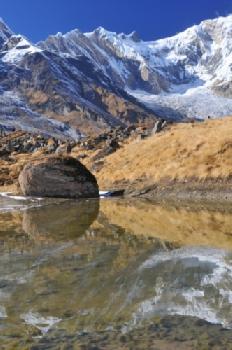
[{"x1": 0, "y1": 19, "x2": 157, "y2": 138}]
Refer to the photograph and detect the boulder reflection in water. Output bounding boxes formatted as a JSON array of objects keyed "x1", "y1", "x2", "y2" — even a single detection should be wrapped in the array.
[{"x1": 22, "y1": 200, "x2": 100, "y2": 241}]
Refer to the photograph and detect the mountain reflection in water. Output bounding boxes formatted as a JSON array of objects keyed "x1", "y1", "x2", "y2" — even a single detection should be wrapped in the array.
[{"x1": 0, "y1": 196, "x2": 232, "y2": 348}]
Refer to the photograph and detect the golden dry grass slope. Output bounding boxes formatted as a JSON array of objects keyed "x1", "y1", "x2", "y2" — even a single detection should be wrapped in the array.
[{"x1": 96, "y1": 117, "x2": 232, "y2": 190}]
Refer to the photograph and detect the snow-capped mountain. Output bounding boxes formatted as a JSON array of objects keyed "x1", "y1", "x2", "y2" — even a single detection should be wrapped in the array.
[
  {"x1": 0, "y1": 19, "x2": 155, "y2": 138},
  {"x1": 40, "y1": 14, "x2": 232, "y2": 120},
  {"x1": 1, "y1": 15, "x2": 232, "y2": 137}
]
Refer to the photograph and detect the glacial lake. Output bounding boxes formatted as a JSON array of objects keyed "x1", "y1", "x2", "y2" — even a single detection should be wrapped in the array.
[{"x1": 1, "y1": 194, "x2": 232, "y2": 349}]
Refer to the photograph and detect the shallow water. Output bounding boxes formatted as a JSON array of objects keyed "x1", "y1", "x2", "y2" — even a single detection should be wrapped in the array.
[{"x1": 1, "y1": 195, "x2": 232, "y2": 349}]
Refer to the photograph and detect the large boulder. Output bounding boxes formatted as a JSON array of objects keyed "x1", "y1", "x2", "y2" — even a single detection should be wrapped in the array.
[{"x1": 18, "y1": 156, "x2": 99, "y2": 198}]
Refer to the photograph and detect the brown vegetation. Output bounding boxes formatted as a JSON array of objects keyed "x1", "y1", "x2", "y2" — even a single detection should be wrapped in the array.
[{"x1": 95, "y1": 117, "x2": 232, "y2": 190}]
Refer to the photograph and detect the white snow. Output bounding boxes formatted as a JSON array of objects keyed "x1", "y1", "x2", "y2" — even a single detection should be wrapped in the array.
[{"x1": 2, "y1": 35, "x2": 41, "y2": 64}]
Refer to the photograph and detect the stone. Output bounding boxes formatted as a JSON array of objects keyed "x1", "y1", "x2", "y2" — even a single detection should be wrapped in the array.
[
  {"x1": 152, "y1": 120, "x2": 167, "y2": 134},
  {"x1": 152, "y1": 120, "x2": 163, "y2": 134},
  {"x1": 106, "y1": 139, "x2": 120, "y2": 150},
  {"x1": 55, "y1": 143, "x2": 71, "y2": 156},
  {"x1": 18, "y1": 156, "x2": 99, "y2": 198}
]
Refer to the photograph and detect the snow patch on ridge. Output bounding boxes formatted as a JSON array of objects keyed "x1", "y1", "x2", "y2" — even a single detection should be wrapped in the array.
[{"x1": 2, "y1": 35, "x2": 41, "y2": 64}]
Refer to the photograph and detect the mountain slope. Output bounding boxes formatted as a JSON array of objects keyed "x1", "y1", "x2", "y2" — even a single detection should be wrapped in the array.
[{"x1": 0, "y1": 21, "x2": 157, "y2": 138}]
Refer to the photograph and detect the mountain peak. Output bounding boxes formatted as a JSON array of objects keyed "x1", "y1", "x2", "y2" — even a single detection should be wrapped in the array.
[
  {"x1": 85, "y1": 26, "x2": 117, "y2": 40},
  {"x1": 95, "y1": 26, "x2": 110, "y2": 34},
  {"x1": 127, "y1": 31, "x2": 141, "y2": 42},
  {"x1": 0, "y1": 17, "x2": 14, "y2": 47}
]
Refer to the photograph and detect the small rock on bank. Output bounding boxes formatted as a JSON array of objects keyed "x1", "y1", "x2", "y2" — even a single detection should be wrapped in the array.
[{"x1": 18, "y1": 156, "x2": 99, "y2": 198}]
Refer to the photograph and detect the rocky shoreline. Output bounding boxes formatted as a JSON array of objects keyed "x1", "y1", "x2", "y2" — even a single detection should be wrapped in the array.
[{"x1": 123, "y1": 180, "x2": 232, "y2": 205}]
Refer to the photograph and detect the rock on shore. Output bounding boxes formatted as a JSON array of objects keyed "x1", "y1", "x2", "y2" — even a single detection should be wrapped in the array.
[{"x1": 18, "y1": 156, "x2": 99, "y2": 198}]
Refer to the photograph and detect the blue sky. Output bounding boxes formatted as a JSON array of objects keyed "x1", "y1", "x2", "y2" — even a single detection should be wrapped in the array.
[{"x1": 0, "y1": 0, "x2": 231, "y2": 42}]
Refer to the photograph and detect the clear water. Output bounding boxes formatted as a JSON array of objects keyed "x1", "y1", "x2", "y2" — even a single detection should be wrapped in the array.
[{"x1": 1, "y1": 194, "x2": 232, "y2": 349}]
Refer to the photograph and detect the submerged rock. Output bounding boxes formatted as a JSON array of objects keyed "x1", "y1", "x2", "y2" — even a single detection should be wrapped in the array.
[{"x1": 18, "y1": 156, "x2": 99, "y2": 198}]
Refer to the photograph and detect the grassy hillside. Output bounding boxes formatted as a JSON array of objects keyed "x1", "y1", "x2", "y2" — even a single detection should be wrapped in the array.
[{"x1": 96, "y1": 117, "x2": 232, "y2": 191}]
